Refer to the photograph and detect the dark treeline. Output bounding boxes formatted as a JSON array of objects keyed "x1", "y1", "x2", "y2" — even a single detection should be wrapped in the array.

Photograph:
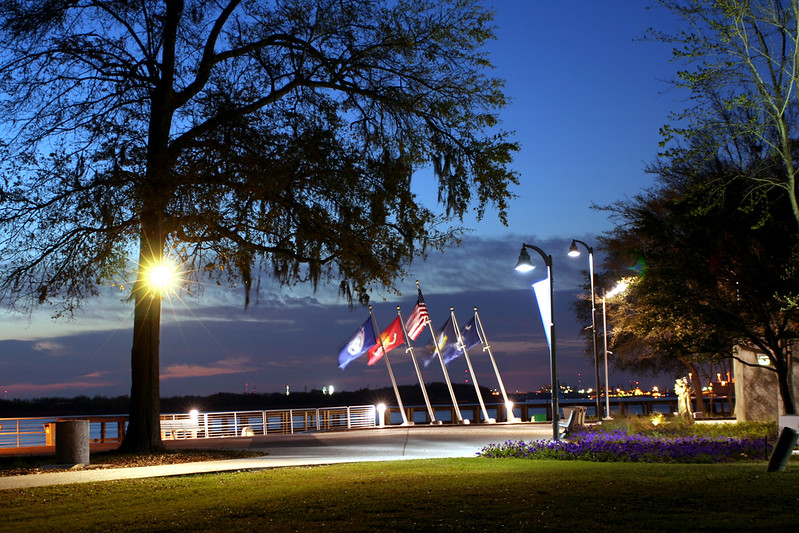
[{"x1": 0, "y1": 383, "x2": 512, "y2": 418}]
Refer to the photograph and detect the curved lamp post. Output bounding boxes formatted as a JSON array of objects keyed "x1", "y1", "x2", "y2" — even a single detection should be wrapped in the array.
[
  {"x1": 568, "y1": 239, "x2": 601, "y2": 418},
  {"x1": 515, "y1": 243, "x2": 560, "y2": 441}
]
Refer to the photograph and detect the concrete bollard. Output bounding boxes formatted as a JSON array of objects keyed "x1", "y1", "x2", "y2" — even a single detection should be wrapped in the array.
[
  {"x1": 767, "y1": 426, "x2": 798, "y2": 473},
  {"x1": 55, "y1": 420, "x2": 90, "y2": 465}
]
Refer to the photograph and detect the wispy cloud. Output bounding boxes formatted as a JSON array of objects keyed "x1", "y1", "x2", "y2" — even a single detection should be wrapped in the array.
[
  {"x1": 80, "y1": 371, "x2": 108, "y2": 379},
  {"x1": 0, "y1": 380, "x2": 118, "y2": 395},
  {"x1": 161, "y1": 356, "x2": 255, "y2": 380},
  {"x1": 32, "y1": 341, "x2": 66, "y2": 354}
]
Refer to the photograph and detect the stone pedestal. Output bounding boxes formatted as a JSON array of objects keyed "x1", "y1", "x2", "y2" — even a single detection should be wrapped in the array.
[
  {"x1": 55, "y1": 420, "x2": 90, "y2": 465},
  {"x1": 734, "y1": 345, "x2": 799, "y2": 421}
]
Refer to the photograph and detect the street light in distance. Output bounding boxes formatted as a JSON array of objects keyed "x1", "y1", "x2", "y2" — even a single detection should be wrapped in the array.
[{"x1": 567, "y1": 239, "x2": 601, "y2": 419}]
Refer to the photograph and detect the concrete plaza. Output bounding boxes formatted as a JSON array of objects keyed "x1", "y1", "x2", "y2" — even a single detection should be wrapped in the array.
[{"x1": 0, "y1": 422, "x2": 553, "y2": 491}]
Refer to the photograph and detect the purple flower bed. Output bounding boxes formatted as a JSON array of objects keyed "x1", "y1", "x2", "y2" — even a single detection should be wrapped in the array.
[{"x1": 478, "y1": 429, "x2": 770, "y2": 463}]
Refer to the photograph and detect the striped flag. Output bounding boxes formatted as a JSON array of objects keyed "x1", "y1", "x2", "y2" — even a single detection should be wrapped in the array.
[{"x1": 404, "y1": 287, "x2": 429, "y2": 340}]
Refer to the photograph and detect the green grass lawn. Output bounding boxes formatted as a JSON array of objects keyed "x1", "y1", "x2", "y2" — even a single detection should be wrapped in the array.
[{"x1": 3, "y1": 457, "x2": 798, "y2": 532}]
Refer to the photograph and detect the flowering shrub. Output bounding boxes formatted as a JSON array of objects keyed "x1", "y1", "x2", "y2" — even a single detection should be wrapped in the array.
[{"x1": 478, "y1": 429, "x2": 770, "y2": 463}]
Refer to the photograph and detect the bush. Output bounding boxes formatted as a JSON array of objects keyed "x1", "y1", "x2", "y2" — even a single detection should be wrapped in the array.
[
  {"x1": 590, "y1": 416, "x2": 778, "y2": 440},
  {"x1": 478, "y1": 418, "x2": 778, "y2": 463}
]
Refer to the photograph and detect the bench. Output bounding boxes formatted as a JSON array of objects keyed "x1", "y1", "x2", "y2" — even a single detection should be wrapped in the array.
[
  {"x1": 160, "y1": 418, "x2": 205, "y2": 439},
  {"x1": 559, "y1": 406, "x2": 586, "y2": 439}
]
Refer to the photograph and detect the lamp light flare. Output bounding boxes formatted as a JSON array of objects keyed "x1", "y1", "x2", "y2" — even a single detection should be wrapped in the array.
[
  {"x1": 606, "y1": 281, "x2": 629, "y2": 299},
  {"x1": 142, "y1": 258, "x2": 181, "y2": 295}
]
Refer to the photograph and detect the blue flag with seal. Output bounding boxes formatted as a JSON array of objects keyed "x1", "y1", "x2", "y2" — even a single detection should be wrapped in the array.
[{"x1": 338, "y1": 316, "x2": 377, "y2": 369}]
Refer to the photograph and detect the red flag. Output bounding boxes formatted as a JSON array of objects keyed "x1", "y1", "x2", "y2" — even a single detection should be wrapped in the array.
[
  {"x1": 404, "y1": 287, "x2": 429, "y2": 341},
  {"x1": 367, "y1": 317, "x2": 404, "y2": 365}
]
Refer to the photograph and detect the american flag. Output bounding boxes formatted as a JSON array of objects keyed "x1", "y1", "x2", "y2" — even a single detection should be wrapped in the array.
[{"x1": 404, "y1": 287, "x2": 429, "y2": 341}]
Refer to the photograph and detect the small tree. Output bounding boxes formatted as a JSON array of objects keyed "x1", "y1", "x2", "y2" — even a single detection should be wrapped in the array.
[
  {"x1": 0, "y1": 0, "x2": 518, "y2": 452},
  {"x1": 654, "y1": 0, "x2": 799, "y2": 229}
]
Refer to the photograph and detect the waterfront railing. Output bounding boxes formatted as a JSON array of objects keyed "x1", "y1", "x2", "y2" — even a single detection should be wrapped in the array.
[
  {"x1": 0, "y1": 396, "x2": 733, "y2": 451},
  {"x1": 0, "y1": 405, "x2": 378, "y2": 449}
]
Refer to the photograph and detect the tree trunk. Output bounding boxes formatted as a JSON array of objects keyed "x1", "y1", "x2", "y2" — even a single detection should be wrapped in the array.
[
  {"x1": 680, "y1": 358, "x2": 706, "y2": 417},
  {"x1": 775, "y1": 345, "x2": 796, "y2": 415},
  {"x1": 120, "y1": 0, "x2": 181, "y2": 453},
  {"x1": 120, "y1": 213, "x2": 165, "y2": 453},
  {"x1": 688, "y1": 366, "x2": 705, "y2": 417}
]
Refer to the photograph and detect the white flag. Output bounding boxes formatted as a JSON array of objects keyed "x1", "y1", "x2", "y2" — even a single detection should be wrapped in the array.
[{"x1": 532, "y1": 277, "x2": 551, "y2": 349}]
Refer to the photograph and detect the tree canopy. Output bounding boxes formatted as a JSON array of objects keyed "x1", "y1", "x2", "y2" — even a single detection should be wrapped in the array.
[
  {"x1": 0, "y1": 0, "x2": 518, "y2": 451},
  {"x1": 597, "y1": 138, "x2": 799, "y2": 413}
]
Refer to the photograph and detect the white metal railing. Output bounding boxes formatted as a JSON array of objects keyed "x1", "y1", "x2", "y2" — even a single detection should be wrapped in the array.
[
  {"x1": 0, "y1": 406, "x2": 378, "y2": 448},
  {"x1": 159, "y1": 405, "x2": 377, "y2": 439}
]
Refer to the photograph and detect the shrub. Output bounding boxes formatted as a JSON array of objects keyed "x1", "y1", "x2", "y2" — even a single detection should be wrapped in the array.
[
  {"x1": 478, "y1": 419, "x2": 777, "y2": 463},
  {"x1": 589, "y1": 416, "x2": 778, "y2": 440}
]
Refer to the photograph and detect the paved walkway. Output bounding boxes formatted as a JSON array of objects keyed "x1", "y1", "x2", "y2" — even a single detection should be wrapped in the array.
[{"x1": 0, "y1": 423, "x2": 553, "y2": 491}]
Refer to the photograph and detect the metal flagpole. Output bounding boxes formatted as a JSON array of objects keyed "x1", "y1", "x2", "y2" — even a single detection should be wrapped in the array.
[
  {"x1": 473, "y1": 307, "x2": 520, "y2": 423},
  {"x1": 369, "y1": 306, "x2": 410, "y2": 425},
  {"x1": 418, "y1": 282, "x2": 465, "y2": 424},
  {"x1": 427, "y1": 316, "x2": 465, "y2": 424},
  {"x1": 451, "y1": 308, "x2": 493, "y2": 423},
  {"x1": 397, "y1": 306, "x2": 439, "y2": 424}
]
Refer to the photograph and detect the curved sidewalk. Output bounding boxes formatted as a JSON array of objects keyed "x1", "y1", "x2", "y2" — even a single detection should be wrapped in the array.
[{"x1": 0, "y1": 423, "x2": 552, "y2": 491}]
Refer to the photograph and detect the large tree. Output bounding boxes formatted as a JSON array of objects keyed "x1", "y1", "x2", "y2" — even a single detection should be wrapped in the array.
[
  {"x1": 0, "y1": 0, "x2": 518, "y2": 452},
  {"x1": 654, "y1": 0, "x2": 799, "y2": 229},
  {"x1": 597, "y1": 143, "x2": 799, "y2": 414}
]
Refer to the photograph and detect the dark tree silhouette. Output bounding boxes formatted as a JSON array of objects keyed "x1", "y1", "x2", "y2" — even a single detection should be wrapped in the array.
[{"x1": 0, "y1": 0, "x2": 518, "y2": 452}]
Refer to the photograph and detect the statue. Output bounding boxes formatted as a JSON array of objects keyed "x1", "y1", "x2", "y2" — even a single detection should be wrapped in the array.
[{"x1": 675, "y1": 377, "x2": 693, "y2": 420}]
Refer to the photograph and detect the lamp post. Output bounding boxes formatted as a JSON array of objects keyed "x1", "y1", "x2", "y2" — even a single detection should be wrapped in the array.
[
  {"x1": 568, "y1": 239, "x2": 601, "y2": 418},
  {"x1": 515, "y1": 243, "x2": 560, "y2": 441},
  {"x1": 601, "y1": 281, "x2": 629, "y2": 420}
]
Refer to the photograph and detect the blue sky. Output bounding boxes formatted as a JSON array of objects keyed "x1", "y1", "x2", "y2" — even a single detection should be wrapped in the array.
[{"x1": 0, "y1": 1, "x2": 687, "y2": 401}]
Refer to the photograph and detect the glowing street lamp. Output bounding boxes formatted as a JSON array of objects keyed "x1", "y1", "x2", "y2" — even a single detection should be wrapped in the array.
[
  {"x1": 601, "y1": 280, "x2": 629, "y2": 420},
  {"x1": 515, "y1": 243, "x2": 560, "y2": 441},
  {"x1": 568, "y1": 239, "x2": 601, "y2": 418}
]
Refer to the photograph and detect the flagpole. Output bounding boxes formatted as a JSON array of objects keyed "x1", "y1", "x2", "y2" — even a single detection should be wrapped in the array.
[
  {"x1": 474, "y1": 307, "x2": 520, "y2": 423},
  {"x1": 451, "y1": 308, "x2": 493, "y2": 424},
  {"x1": 369, "y1": 306, "x2": 410, "y2": 426},
  {"x1": 419, "y1": 284, "x2": 465, "y2": 424},
  {"x1": 397, "y1": 306, "x2": 439, "y2": 425}
]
